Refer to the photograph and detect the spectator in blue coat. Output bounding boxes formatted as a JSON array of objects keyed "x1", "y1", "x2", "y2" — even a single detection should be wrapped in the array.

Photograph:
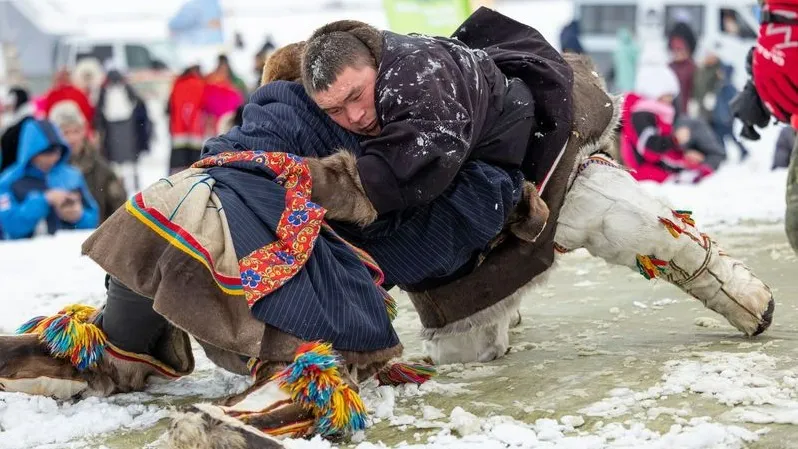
[{"x1": 0, "y1": 119, "x2": 99, "y2": 239}]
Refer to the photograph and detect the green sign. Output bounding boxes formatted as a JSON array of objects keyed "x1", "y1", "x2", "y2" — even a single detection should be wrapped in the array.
[{"x1": 383, "y1": 0, "x2": 472, "y2": 36}]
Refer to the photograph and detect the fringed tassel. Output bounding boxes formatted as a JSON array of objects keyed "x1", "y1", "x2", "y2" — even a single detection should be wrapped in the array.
[
  {"x1": 375, "y1": 362, "x2": 436, "y2": 386},
  {"x1": 16, "y1": 304, "x2": 107, "y2": 371},
  {"x1": 382, "y1": 290, "x2": 397, "y2": 322},
  {"x1": 317, "y1": 386, "x2": 366, "y2": 436},
  {"x1": 636, "y1": 255, "x2": 669, "y2": 280},
  {"x1": 272, "y1": 342, "x2": 367, "y2": 437},
  {"x1": 658, "y1": 217, "x2": 684, "y2": 239},
  {"x1": 247, "y1": 357, "x2": 263, "y2": 379},
  {"x1": 672, "y1": 210, "x2": 695, "y2": 227}
]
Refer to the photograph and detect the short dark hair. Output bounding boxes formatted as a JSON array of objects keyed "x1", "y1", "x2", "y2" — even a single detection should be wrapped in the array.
[{"x1": 301, "y1": 20, "x2": 382, "y2": 94}]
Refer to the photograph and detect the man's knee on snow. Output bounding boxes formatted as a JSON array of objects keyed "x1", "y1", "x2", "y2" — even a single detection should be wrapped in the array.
[{"x1": 419, "y1": 294, "x2": 521, "y2": 365}]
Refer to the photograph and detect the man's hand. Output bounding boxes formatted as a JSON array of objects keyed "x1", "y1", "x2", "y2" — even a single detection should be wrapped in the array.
[
  {"x1": 684, "y1": 150, "x2": 706, "y2": 167},
  {"x1": 674, "y1": 127, "x2": 692, "y2": 145},
  {"x1": 55, "y1": 193, "x2": 84, "y2": 223},
  {"x1": 44, "y1": 189, "x2": 73, "y2": 206},
  {"x1": 753, "y1": 3, "x2": 798, "y2": 122},
  {"x1": 305, "y1": 152, "x2": 378, "y2": 227}
]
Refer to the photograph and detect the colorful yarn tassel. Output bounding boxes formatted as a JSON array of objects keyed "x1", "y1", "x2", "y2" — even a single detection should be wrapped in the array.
[
  {"x1": 272, "y1": 342, "x2": 367, "y2": 436},
  {"x1": 672, "y1": 210, "x2": 695, "y2": 227},
  {"x1": 636, "y1": 255, "x2": 669, "y2": 280},
  {"x1": 376, "y1": 362, "x2": 436, "y2": 386},
  {"x1": 317, "y1": 386, "x2": 367, "y2": 436},
  {"x1": 16, "y1": 304, "x2": 107, "y2": 371}
]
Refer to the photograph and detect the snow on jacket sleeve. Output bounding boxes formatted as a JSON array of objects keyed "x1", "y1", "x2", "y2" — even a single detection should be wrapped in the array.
[
  {"x1": 0, "y1": 189, "x2": 50, "y2": 239},
  {"x1": 358, "y1": 52, "x2": 473, "y2": 215}
]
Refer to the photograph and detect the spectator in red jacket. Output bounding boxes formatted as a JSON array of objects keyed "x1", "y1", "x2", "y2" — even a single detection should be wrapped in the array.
[
  {"x1": 621, "y1": 65, "x2": 713, "y2": 183},
  {"x1": 167, "y1": 64, "x2": 208, "y2": 173},
  {"x1": 41, "y1": 69, "x2": 95, "y2": 134}
]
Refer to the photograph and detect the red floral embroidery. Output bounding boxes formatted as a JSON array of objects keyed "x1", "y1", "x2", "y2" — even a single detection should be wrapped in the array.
[{"x1": 194, "y1": 151, "x2": 325, "y2": 306}]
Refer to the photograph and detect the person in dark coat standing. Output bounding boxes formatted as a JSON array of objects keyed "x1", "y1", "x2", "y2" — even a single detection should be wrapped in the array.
[
  {"x1": 668, "y1": 22, "x2": 698, "y2": 115},
  {"x1": 94, "y1": 70, "x2": 149, "y2": 193},
  {"x1": 298, "y1": 11, "x2": 573, "y2": 232},
  {"x1": 1, "y1": 87, "x2": 35, "y2": 173},
  {"x1": 692, "y1": 47, "x2": 749, "y2": 160},
  {"x1": 560, "y1": 19, "x2": 585, "y2": 54}
]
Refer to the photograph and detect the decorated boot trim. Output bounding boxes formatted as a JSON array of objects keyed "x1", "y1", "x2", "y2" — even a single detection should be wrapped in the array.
[
  {"x1": 105, "y1": 343, "x2": 185, "y2": 379},
  {"x1": 636, "y1": 255, "x2": 669, "y2": 280},
  {"x1": 375, "y1": 362, "x2": 436, "y2": 386},
  {"x1": 576, "y1": 154, "x2": 628, "y2": 176},
  {"x1": 672, "y1": 210, "x2": 696, "y2": 227},
  {"x1": 659, "y1": 213, "x2": 708, "y2": 248},
  {"x1": 670, "y1": 238, "x2": 714, "y2": 288},
  {"x1": 264, "y1": 419, "x2": 315, "y2": 437},
  {"x1": 16, "y1": 304, "x2": 187, "y2": 378},
  {"x1": 271, "y1": 341, "x2": 367, "y2": 437},
  {"x1": 16, "y1": 304, "x2": 107, "y2": 371}
]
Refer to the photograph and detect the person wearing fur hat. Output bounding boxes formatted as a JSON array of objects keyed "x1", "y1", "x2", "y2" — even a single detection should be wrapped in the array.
[
  {"x1": 0, "y1": 50, "x2": 777, "y2": 449},
  {"x1": 0, "y1": 11, "x2": 777, "y2": 449},
  {"x1": 298, "y1": 10, "x2": 571, "y2": 238},
  {"x1": 620, "y1": 64, "x2": 713, "y2": 183},
  {"x1": 50, "y1": 101, "x2": 128, "y2": 223}
]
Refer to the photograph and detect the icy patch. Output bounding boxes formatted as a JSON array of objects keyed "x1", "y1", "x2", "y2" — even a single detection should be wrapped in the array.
[
  {"x1": 350, "y1": 413, "x2": 758, "y2": 449},
  {"x1": 693, "y1": 317, "x2": 723, "y2": 329}
]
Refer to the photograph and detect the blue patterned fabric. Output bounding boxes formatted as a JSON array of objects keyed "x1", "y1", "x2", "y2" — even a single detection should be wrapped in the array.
[{"x1": 206, "y1": 166, "x2": 399, "y2": 352}]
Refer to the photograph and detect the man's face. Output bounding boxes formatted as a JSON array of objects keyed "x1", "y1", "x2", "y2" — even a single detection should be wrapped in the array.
[
  {"x1": 31, "y1": 148, "x2": 62, "y2": 173},
  {"x1": 60, "y1": 124, "x2": 86, "y2": 154},
  {"x1": 312, "y1": 64, "x2": 380, "y2": 136}
]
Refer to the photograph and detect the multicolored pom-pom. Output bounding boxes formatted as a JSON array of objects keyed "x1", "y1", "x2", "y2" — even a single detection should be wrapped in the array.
[
  {"x1": 16, "y1": 304, "x2": 107, "y2": 371},
  {"x1": 376, "y1": 362, "x2": 436, "y2": 386},
  {"x1": 272, "y1": 341, "x2": 367, "y2": 436}
]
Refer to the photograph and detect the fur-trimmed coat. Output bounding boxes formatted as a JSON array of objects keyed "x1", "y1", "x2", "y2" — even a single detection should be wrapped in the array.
[{"x1": 351, "y1": 8, "x2": 573, "y2": 214}]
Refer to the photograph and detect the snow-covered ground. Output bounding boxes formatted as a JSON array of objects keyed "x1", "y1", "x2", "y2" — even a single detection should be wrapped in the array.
[{"x1": 1, "y1": 119, "x2": 796, "y2": 448}]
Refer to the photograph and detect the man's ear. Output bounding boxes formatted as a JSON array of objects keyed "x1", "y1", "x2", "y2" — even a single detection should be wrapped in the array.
[{"x1": 261, "y1": 41, "x2": 306, "y2": 86}]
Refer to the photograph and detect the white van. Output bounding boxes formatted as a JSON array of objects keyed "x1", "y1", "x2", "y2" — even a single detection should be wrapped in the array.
[
  {"x1": 52, "y1": 36, "x2": 179, "y2": 100},
  {"x1": 575, "y1": 0, "x2": 760, "y2": 90}
]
